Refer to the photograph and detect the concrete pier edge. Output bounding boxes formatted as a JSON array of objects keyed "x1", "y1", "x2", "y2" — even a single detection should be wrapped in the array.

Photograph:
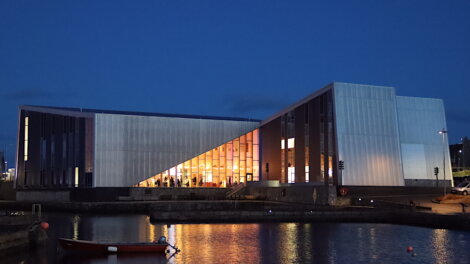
[
  {"x1": 1, "y1": 200, "x2": 470, "y2": 231},
  {"x1": 149, "y1": 209, "x2": 470, "y2": 230}
]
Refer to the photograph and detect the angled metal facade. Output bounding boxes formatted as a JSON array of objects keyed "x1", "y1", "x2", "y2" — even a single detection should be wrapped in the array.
[
  {"x1": 93, "y1": 114, "x2": 259, "y2": 187},
  {"x1": 396, "y1": 96, "x2": 451, "y2": 184},
  {"x1": 333, "y1": 83, "x2": 405, "y2": 186}
]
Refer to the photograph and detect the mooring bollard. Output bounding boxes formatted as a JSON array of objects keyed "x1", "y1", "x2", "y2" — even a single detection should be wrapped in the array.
[{"x1": 460, "y1": 203, "x2": 468, "y2": 213}]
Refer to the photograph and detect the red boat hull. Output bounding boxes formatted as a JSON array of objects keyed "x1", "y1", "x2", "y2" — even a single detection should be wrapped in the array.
[{"x1": 59, "y1": 238, "x2": 168, "y2": 253}]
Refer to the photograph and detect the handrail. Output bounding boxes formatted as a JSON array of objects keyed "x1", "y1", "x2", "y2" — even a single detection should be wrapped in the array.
[{"x1": 226, "y1": 183, "x2": 246, "y2": 198}]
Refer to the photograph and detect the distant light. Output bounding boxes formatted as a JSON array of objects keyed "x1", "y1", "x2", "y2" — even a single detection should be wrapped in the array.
[
  {"x1": 459, "y1": 150, "x2": 463, "y2": 153},
  {"x1": 358, "y1": 198, "x2": 362, "y2": 201},
  {"x1": 438, "y1": 129, "x2": 448, "y2": 134},
  {"x1": 370, "y1": 200, "x2": 374, "y2": 203}
]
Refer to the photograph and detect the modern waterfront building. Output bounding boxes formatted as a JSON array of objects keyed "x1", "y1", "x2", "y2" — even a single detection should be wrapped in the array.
[
  {"x1": 15, "y1": 82, "x2": 452, "y2": 189},
  {"x1": 16, "y1": 106, "x2": 259, "y2": 188},
  {"x1": 261, "y1": 82, "x2": 451, "y2": 187}
]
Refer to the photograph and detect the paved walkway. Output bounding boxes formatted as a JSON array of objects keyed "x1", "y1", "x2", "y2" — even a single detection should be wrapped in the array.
[{"x1": 367, "y1": 194, "x2": 469, "y2": 214}]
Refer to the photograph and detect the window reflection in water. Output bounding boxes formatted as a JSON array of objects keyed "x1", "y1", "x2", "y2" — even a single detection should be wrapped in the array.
[
  {"x1": 369, "y1": 227, "x2": 378, "y2": 260},
  {"x1": 279, "y1": 223, "x2": 299, "y2": 263},
  {"x1": 169, "y1": 223, "x2": 261, "y2": 264},
  {"x1": 147, "y1": 218, "x2": 155, "y2": 242},
  {"x1": 432, "y1": 229, "x2": 449, "y2": 264},
  {"x1": 72, "y1": 215, "x2": 80, "y2": 240}
]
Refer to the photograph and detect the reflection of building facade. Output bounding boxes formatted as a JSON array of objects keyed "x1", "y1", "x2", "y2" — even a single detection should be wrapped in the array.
[{"x1": 15, "y1": 82, "x2": 452, "y2": 189}]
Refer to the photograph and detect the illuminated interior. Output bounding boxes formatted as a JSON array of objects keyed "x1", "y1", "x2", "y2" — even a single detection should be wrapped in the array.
[
  {"x1": 137, "y1": 129, "x2": 259, "y2": 188},
  {"x1": 24, "y1": 117, "x2": 29, "y2": 161}
]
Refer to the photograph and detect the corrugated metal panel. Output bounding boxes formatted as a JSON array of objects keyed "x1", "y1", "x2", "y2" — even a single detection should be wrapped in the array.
[
  {"x1": 400, "y1": 144, "x2": 427, "y2": 179},
  {"x1": 93, "y1": 114, "x2": 259, "y2": 187},
  {"x1": 334, "y1": 83, "x2": 404, "y2": 186},
  {"x1": 396, "y1": 96, "x2": 451, "y2": 182}
]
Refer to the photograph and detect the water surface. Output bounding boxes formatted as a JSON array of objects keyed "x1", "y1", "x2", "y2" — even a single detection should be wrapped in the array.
[{"x1": 4, "y1": 213, "x2": 470, "y2": 264}]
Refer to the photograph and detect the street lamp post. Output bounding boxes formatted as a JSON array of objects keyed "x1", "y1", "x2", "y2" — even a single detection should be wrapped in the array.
[{"x1": 438, "y1": 129, "x2": 448, "y2": 195}]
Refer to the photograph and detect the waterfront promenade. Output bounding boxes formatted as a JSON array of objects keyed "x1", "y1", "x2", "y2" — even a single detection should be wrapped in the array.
[{"x1": 355, "y1": 193, "x2": 469, "y2": 214}]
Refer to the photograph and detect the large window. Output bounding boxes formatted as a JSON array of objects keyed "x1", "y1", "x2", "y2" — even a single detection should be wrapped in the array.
[
  {"x1": 24, "y1": 117, "x2": 29, "y2": 161},
  {"x1": 137, "y1": 129, "x2": 260, "y2": 188},
  {"x1": 284, "y1": 111, "x2": 295, "y2": 183}
]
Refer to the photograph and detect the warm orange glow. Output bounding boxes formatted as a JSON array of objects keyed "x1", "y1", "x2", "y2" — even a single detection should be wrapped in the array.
[{"x1": 137, "y1": 129, "x2": 260, "y2": 188}]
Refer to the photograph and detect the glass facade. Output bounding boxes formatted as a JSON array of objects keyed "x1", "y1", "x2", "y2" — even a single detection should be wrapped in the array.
[{"x1": 137, "y1": 129, "x2": 260, "y2": 188}]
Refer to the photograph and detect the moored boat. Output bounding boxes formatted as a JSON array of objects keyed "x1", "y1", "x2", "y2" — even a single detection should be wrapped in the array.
[{"x1": 59, "y1": 237, "x2": 172, "y2": 254}]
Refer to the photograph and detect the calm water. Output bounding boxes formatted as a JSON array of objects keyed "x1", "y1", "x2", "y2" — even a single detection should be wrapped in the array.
[{"x1": 4, "y1": 213, "x2": 470, "y2": 264}]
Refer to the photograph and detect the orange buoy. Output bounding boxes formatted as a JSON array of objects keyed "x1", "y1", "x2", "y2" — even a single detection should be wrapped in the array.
[
  {"x1": 406, "y1": 246, "x2": 413, "y2": 252},
  {"x1": 40, "y1": 222, "x2": 49, "y2": 230}
]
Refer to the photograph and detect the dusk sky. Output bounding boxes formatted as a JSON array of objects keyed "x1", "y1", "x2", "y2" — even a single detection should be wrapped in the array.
[{"x1": 1, "y1": 0, "x2": 469, "y2": 164}]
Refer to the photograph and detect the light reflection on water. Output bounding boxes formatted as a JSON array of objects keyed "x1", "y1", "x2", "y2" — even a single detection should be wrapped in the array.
[
  {"x1": 369, "y1": 227, "x2": 377, "y2": 261},
  {"x1": 432, "y1": 229, "x2": 449, "y2": 264},
  {"x1": 72, "y1": 215, "x2": 80, "y2": 240},
  {"x1": 279, "y1": 223, "x2": 298, "y2": 263},
  {"x1": 3, "y1": 213, "x2": 470, "y2": 264}
]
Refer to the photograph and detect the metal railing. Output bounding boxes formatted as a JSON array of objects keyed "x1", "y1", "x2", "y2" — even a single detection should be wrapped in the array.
[{"x1": 226, "y1": 183, "x2": 246, "y2": 199}]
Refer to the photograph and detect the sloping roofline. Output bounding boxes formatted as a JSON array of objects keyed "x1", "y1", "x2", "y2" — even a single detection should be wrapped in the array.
[
  {"x1": 261, "y1": 83, "x2": 334, "y2": 125},
  {"x1": 260, "y1": 82, "x2": 405, "y2": 125},
  {"x1": 20, "y1": 105, "x2": 261, "y2": 122}
]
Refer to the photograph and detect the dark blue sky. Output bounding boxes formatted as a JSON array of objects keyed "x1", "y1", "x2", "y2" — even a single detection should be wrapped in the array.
[{"x1": 1, "y1": 0, "x2": 470, "y2": 164}]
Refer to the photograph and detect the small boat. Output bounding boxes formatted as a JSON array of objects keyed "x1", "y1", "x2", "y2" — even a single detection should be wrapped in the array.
[{"x1": 59, "y1": 236, "x2": 175, "y2": 254}]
